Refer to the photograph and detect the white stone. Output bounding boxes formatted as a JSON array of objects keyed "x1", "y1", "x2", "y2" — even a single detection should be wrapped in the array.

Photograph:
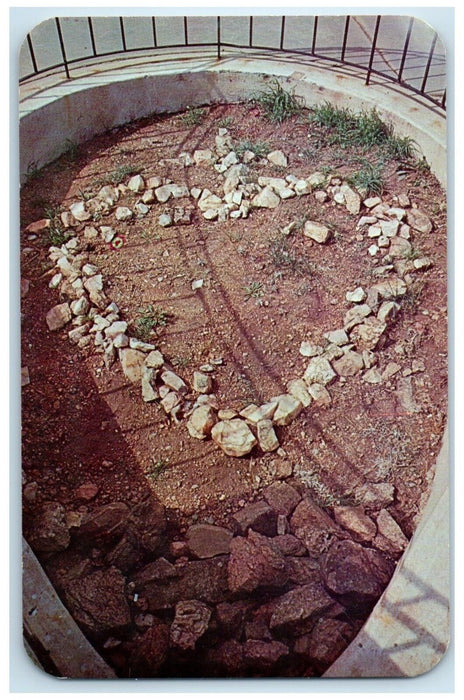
[
  {"x1": 287, "y1": 379, "x2": 312, "y2": 408},
  {"x1": 129, "y1": 338, "x2": 156, "y2": 352},
  {"x1": 368, "y1": 225, "x2": 382, "y2": 238},
  {"x1": 307, "y1": 383, "x2": 331, "y2": 405},
  {"x1": 100, "y1": 226, "x2": 116, "y2": 243},
  {"x1": 267, "y1": 150, "x2": 287, "y2": 167},
  {"x1": 332, "y1": 351, "x2": 364, "y2": 377},
  {"x1": 380, "y1": 219, "x2": 400, "y2": 238},
  {"x1": 105, "y1": 321, "x2": 128, "y2": 339},
  {"x1": 341, "y1": 184, "x2": 361, "y2": 215},
  {"x1": 251, "y1": 186, "x2": 280, "y2": 209},
  {"x1": 198, "y1": 190, "x2": 223, "y2": 212},
  {"x1": 141, "y1": 366, "x2": 158, "y2": 402},
  {"x1": 145, "y1": 350, "x2": 165, "y2": 369},
  {"x1": 135, "y1": 203, "x2": 149, "y2": 216},
  {"x1": 49, "y1": 272, "x2": 62, "y2": 289},
  {"x1": 211, "y1": 419, "x2": 257, "y2": 457},
  {"x1": 187, "y1": 405, "x2": 217, "y2": 440},
  {"x1": 128, "y1": 174, "x2": 145, "y2": 192},
  {"x1": 119, "y1": 348, "x2": 149, "y2": 384},
  {"x1": 257, "y1": 420, "x2": 279, "y2": 452},
  {"x1": 159, "y1": 213, "x2": 173, "y2": 227},
  {"x1": 299, "y1": 341, "x2": 322, "y2": 357},
  {"x1": 115, "y1": 206, "x2": 133, "y2": 221},
  {"x1": 323, "y1": 329, "x2": 349, "y2": 346},
  {"x1": 70, "y1": 296, "x2": 90, "y2": 317},
  {"x1": 272, "y1": 395, "x2": 303, "y2": 426},
  {"x1": 161, "y1": 370, "x2": 188, "y2": 394},
  {"x1": 303, "y1": 356, "x2": 336, "y2": 386},
  {"x1": 346, "y1": 287, "x2": 366, "y2": 303},
  {"x1": 69, "y1": 201, "x2": 91, "y2": 222},
  {"x1": 363, "y1": 367, "x2": 383, "y2": 384},
  {"x1": 193, "y1": 371, "x2": 213, "y2": 394},
  {"x1": 303, "y1": 220, "x2": 332, "y2": 244}
]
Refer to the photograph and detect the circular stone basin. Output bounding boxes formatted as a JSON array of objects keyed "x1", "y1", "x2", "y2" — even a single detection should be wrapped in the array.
[{"x1": 20, "y1": 101, "x2": 447, "y2": 678}]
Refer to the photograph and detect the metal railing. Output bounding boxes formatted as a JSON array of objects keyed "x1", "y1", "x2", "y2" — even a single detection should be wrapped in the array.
[{"x1": 19, "y1": 15, "x2": 446, "y2": 111}]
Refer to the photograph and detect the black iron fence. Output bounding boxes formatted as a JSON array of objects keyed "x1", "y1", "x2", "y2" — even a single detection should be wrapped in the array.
[{"x1": 20, "y1": 15, "x2": 446, "y2": 111}]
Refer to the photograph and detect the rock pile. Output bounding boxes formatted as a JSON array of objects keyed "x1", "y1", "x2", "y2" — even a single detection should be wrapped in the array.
[{"x1": 28, "y1": 475, "x2": 408, "y2": 677}]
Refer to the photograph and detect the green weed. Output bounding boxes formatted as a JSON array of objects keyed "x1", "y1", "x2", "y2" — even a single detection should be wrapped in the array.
[
  {"x1": 181, "y1": 106, "x2": 206, "y2": 127},
  {"x1": 244, "y1": 281, "x2": 264, "y2": 300},
  {"x1": 135, "y1": 304, "x2": 171, "y2": 341},
  {"x1": 348, "y1": 162, "x2": 384, "y2": 196},
  {"x1": 251, "y1": 80, "x2": 304, "y2": 123},
  {"x1": 235, "y1": 139, "x2": 271, "y2": 159},
  {"x1": 269, "y1": 235, "x2": 312, "y2": 276},
  {"x1": 147, "y1": 457, "x2": 170, "y2": 480}
]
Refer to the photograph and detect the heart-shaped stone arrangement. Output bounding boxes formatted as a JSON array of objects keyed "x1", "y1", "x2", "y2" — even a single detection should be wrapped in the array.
[{"x1": 34, "y1": 125, "x2": 434, "y2": 459}]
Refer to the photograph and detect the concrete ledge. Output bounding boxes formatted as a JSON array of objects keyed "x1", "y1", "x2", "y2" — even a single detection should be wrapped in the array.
[
  {"x1": 22, "y1": 539, "x2": 117, "y2": 679},
  {"x1": 19, "y1": 49, "x2": 449, "y2": 678},
  {"x1": 19, "y1": 49, "x2": 446, "y2": 186},
  {"x1": 325, "y1": 425, "x2": 450, "y2": 678}
]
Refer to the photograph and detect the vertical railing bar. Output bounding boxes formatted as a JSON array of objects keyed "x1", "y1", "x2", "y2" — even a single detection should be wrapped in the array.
[
  {"x1": 249, "y1": 16, "x2": 253, "y2": 47},
  {"x1": 184, "y1": 16, "x2": 189, "y2": 46},
  {"x1": 217, "y1": 16, "x2": 221, "y2": 60},
  {"x1": 398, "y1": 16, "x2": 413, "y2": 83},
  {"x1": 119, "y1": 17, "x2": 127, "y2": 52},
  {"x1": 87, "y1": 18, "x2": 97, "y2": 57},
  {"x1": 312, "y1": 16, "x2": 318, "y2": 55},
  {"x1": 341, "y1": 15, "x2": 350, "y2": 62},
  {"x1": 152, "y1": 17, "x2": 157, "y2": 47},
  {"x1": 280, "y1": 16, "x2": 286, "y2": 50},
  {"x1": 420, "y1": 32, "x2": 438, "y2": 95},
  {"x1": 55, "y1": 17, "x2": 70, "y2": 79},
  {"x1": 26, "y1": 34, "x2": 38, "y2": 74},
  {"x1": 366, "y1": 15, "x2": 381, "y2": 85}
]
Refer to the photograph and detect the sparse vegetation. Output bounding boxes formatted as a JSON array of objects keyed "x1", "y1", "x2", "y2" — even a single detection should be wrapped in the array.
[
  {"x1": 243, "y1": 281, "x2": 264, "y2": 300},
  {"x1": 102, "y1": 164, "x2": 141, "y2": 186},
  {"x1": 135, "y1": 305, "x2": 171, "y2": 341},
  {"x1": 43, "y1": 205, "x2": 72, "y2": 246},
  {"x1": 309, "y1": 102, "x2": 418, "y2": 163},
  {"x1": 181, "y1": 106, "x2": 206, "y2": 127},
  {"x1": 146, "y1": 457, "x2": 170, "y2": 480},
  {"x1": 348, "y1": 161, "x2": 385, "y2": 196},
  {"x1": 251, "y1": 80, "x2": 304, "y2": 123},
  {"x1": 217, "y1": 116, "x2": 234, "y2": 129},
  {"x1": 63, "y1": 138, "x2": 80, "y2": 161},
  {"x1": 235, "y1": 139, "x2": 271, "y2": 159},
  {"x1": 269, "y1": 235, "x2": 312, "y2": 276}
]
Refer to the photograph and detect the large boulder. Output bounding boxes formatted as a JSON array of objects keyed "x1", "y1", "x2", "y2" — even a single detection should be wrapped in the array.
[
  {"x1": 133, "y1": 556, "x2": 230, "y2": 610},
  {"x1": 320, "y1": 539, "x2": 395, "y2": 607},
  {"x1": 64, "y1": 566, "x2": 131, "y2": 636},
  {"x1": 127, "y1": 623, "x2": 170, "y2": 677},
  {"x1": 228, "y1": 530, "x2": 288, "y2": 593},
  {"x1": 170, "y1": 600, "x2": 212, "y2": 650},
  {"x1": 186, "y1": 523, "x2": 233, "y2": 559},
  {"x1": 28, "y1": 501, "x2": 70, "y2": 554},
  {"x1": 211, "y1": 419, "x2": 258, "y2": 457},
  {"x1": 269, "y1": 582, "x2": 342, "y2": 636},
  {"x1": 289, "y1": 498, "x2": 343, "y2": 556}
]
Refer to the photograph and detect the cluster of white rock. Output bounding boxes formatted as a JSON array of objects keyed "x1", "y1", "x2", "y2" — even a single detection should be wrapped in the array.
[{"x1": 27, "y1": 124, "x2": 435, "y2": 460}]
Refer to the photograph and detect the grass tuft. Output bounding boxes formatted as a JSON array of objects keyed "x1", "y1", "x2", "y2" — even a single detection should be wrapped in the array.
[
  {"x1": 135, "y1": 304, "x2": 171, "y2": 341},
  {"x1": 251, "y1": 80, "x2": 304, "y2": 123}
]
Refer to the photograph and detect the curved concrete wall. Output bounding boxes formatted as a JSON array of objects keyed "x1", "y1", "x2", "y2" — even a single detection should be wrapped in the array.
[
  {"x1": 19, "y1": 51, "x2": 446, "y2": 186},
  {"x1": 19, "y1": 51, "x2": 448, "y2": 678}
]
